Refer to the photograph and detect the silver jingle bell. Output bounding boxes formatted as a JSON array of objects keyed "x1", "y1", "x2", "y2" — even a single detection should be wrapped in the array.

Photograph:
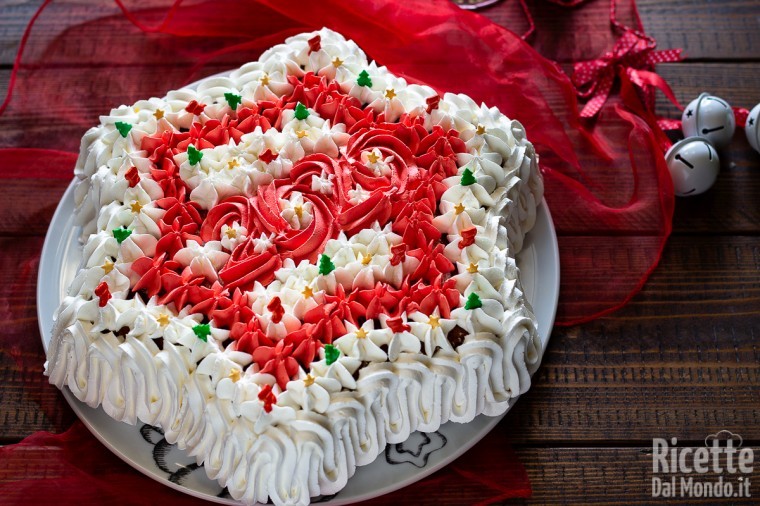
[
  {"x1": 665, "y1": 137, "x2": 720, "y2": 197},
  {"x1": 745, "y1": 103, "x2": 760, "y2": 153},
  {"x1": 681, "y1": 93, "x2": 736, "y2": 149}
]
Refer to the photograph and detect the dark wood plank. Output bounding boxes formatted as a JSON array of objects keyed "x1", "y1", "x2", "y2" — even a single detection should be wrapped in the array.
[
  {"x1": 0, "y1": 179, "x2": 69, "y2": 236},
  {"x1": 483, "y1": 0, "x2": 650, "y2": 62},
  {"x1": 0, "y1": 64, "x2": 234, "y2": 152},
  {"x1": 517, "y1": 447, "x2": 760, "y2": 504},
  {"x1": 0, "y1": 0, "x2": 41, "y2": 65},
  {"x1": 638, "y1": 0, "x2": 760, "y2": 61},
  {"x1": 0, "y1": 236, "x2": 75, "y2": 441},
  {"x1": 655, "y1": 63, "x2": 760, "y2": 119},
  {"x1": 481, "y1": 0, "x2": 760, "y2": 62},
  {"x1": 506, "y1": 235, "x2": 760, "y2": 443}
]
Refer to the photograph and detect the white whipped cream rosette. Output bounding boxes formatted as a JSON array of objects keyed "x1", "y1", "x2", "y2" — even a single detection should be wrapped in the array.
[{"x1": 45, "y1": 28, "x2": 544, "y2": 506}]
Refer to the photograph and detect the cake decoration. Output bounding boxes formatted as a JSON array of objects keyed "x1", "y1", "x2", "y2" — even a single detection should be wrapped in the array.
[
  {"x1": 45, "y1": 28, "x2": 544, "y2": 505},
  {"x1": 115, "y1": 121, "x2": 132, "y2": 138},
  {"x1": 357, "y1": 69, "x2": 372, "y2": 87}
]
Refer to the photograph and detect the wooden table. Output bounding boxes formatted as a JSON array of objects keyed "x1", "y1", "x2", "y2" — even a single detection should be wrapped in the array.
[{"x1": 0, "y1": 0, "x2": 758, "y2": 503}]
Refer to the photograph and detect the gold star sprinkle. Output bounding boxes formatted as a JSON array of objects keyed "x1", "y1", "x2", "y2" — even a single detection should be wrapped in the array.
[
  {"x1": 225, "y1": 228, "x2": 237, "y2": 239},
  {"x1": 475, "y1": 124, "x2": 487, "y2": 135},
  {"x1": 153, "y1": 109, "x2": 164, "y2": 120},
  {"x1": 134, "y1": 106, "x2": 140, "y2": 113},
  {"x1": 366, "y1": 151, "x2": 380, "y2": 164},
  {"x1": 156, "y1": 313, "x2": 170, "y2": 327},
  {"x1": 303, "y1": 374, "x2": 316, "y2": 387},
  {"x1": 355, "y1": 328, "x2": 368, "y2": 339},
  {"x1": 227, "y1": 158, "x2": 239, "y2": 169},
  {"x1": 296, "y1": 129, "x2": 308, "y2": 139},
  {"x1": 130, "y1": 200, "x2": 143, "y2": 213},
  {"x1": 428, "y1": 316, "x2": 440, "y2": 329},
  {"x1": 101, "y1": 259, "x2": 114, "y2": 274},
  {"x1": 332, "y1": 56, "x2": 344, "y2": 67},
  {"x1": 302, "y1": 285, "x2": 314, "y2": 299},
  {"x1": 361, "y1": 253, "x2": 373, "y2": 265},
  {"x1": 453, "y1": 202, "x2": 466, "y2": 215},
  {"x1": 294, "y1": 204, "x2": 303, "y2": 218},
  {"x1": 260, "y1": 73, "x2": 270, "y2": 86},
  {"x1": 467, "y1": 262, "x2": 479, "y2": 274},
  {"x1": 229, "y1": 368, "x2": 242, "y2": 382},
  {"x1": 384, "y1": 88, "x2": 397, "y2": 100}
]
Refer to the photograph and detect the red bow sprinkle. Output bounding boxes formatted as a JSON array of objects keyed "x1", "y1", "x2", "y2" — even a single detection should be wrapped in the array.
[
  {"x1": 258, "y1": 384, "x2": 277, "y2": 413},
  {"x1": 426, "y1": 95, "x2": 440, "y2": 114},
  {"x1": 308, "y1": 35, "x2": 321, "y2": 54},
  {"x1": 267, "y1": 296, "x2": 285, "y2": 324},
  {"x1": 733, "y1": 106, "x2": 750, "y2": 129},
  {"x1": 185, "y1": 100, "x2": 206, "y2": 115},
  {"x1": 572, "y1": 30, "x2": 682, "y2": 118},
  {"x1": 94, "y1": 281, "x2": 111, "y2": 307},
  {"x1": 124, "y1": 166, "x2": 140, "y2": 187},
  {"x1": 259, "y1": 148, "x2": 278, "y2": 164},
  {"x1": 390, "y1": 244, "x2": 407, "y2": 266},
  {"x1": 386, "y1": 316, "x2": 411, "y2": 334},
  {"x1": 458, "y1": 227, "x2": 477, "y2": 249}
]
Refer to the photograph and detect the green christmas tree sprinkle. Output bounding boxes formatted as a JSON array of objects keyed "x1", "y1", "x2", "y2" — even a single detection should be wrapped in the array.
[
  {"x1": 324, "y1": 344, "x2": 340, "y2": 365},
  {"x1": 357, "y1": 70, "x2": 372, "y2": 88},
  {"x1": 294, "y1": 102, "x2": 310, "y2": 120},
  {"x1": 115, "y1": 121, "x2": 132, "y2": 138},
  {"x1": 318, "y1": 254, "x2": 335, "y2": 275},
  {"x1": 464, "y1": 292, "x2": 482, "y2": 310},
  {"x1": 460, "y1": 168, "x2": 476, "y2": 186},
  {"x1": 193, "y1": 323, "x2": 211, "y2": 342},
  {"x1": 224, "y1": 92, "x2": 243, "y2": 109},
  {"x1": 187, "y1": 145, "x2": 203, "y2": 165},
  {"x1": 112, "y1": 227, "x2": 132, "y2": 244}
]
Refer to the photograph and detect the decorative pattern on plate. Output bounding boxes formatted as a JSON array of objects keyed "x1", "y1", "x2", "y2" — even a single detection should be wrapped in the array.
[{"x1": 44, "y1": 28, "x2": 544, "y2": 506}]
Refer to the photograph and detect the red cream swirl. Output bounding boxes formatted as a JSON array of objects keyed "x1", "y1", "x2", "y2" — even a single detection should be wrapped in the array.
[
  {"x1": 200, "y1": 195, "x2": 258, "y2": 244},
  {"x1": 345, "y1": 127, "x2": 414, "y2": 192},
  {"x1": 252, "y1": 180, "x2": 339, "y2": 264}
]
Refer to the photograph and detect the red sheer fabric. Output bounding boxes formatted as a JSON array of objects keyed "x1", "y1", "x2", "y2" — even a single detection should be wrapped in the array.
[{"x1": 0, "y1": 0, "x2": 677, "y2": 502}]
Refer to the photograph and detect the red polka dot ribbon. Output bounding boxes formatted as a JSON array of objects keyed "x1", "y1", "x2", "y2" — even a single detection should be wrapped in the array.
[{"x1": 572, "y1": 29, "x2": 683, "y2": 119}]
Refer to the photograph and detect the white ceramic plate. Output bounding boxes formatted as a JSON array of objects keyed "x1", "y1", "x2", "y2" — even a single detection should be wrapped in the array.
[{"x1": 37, "y1": 178, "x2": 558, "y2": 504}]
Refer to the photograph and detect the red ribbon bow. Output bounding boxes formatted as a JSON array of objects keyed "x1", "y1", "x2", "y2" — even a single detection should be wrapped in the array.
[{"x1": 572, "y1": 30, "x2": 683, "y2": 119}]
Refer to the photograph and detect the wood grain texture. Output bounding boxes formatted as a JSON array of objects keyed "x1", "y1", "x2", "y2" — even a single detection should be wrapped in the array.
[
  {"x1": 0, "y1": 179, "x2": 68, "y2": 236},
  {"x1": 0, "y1": 65, "x2": 233, "y2": 152},
  {"x1": 0, "y1": 236, "x2": 75, "y2": 442},
  {"x1": 510, "y1": 235, "x2": 760, "y2": 443},
  {"x1": 480, "y1": 0, "x2": 760, "y2": 62},
  {"x1": 516, "y1": 447, "x2": 760, "y2": 504},
  {"x1": 637, "y1": 0, "x2": 760, "y2": 61}
]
